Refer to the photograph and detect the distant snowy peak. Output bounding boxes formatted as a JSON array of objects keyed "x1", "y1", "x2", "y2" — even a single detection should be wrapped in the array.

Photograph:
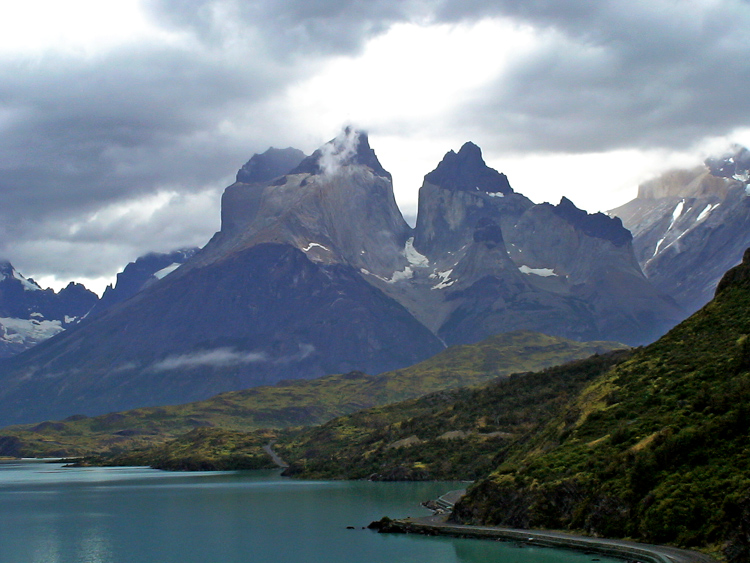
[
  {"x1": 0, "y1": 262, "x2": 99, "y2": 358},
  {"x1": 638, "y1": 147, "x2": 750, "y2": 202},
  {"x1": 705, "y1": 145, "x2": 750, "y2": 183},
  {"x1": 611, "y1": 146, "x2": 750, "y2": 314},
  {"x1": 0, "y1": 261, "x2": 41, "y2": 291}
]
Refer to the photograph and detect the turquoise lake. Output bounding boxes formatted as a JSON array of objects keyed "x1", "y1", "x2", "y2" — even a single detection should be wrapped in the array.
[{"x1": 0, "y1": 460, "x2": 622, "y2": 563}]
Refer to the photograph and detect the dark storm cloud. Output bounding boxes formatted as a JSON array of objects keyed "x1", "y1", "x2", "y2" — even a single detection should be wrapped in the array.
[
  {"x1": 432, "y1": 0, "x2": 750, "y2": 152},
  {"x1": 0, "y1": 45, "x2": 278, "y2": 221},
  {"x1": 142, "y1": 0, "x2": 423, "y2": 56}
]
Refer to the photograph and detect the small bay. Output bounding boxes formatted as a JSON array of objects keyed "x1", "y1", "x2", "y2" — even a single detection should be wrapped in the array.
[{"x1": 0, "y1": 460, "x2": 620, "y2": 563}]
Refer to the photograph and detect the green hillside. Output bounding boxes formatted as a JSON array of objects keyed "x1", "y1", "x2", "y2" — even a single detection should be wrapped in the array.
[
  {"x1": 275, "y1": 350, "x2": 631, "y2": 480},
  {"x1": 0, "y1": 331, "x2": 623, "y2": 457},
  {"x1": 450, "y1": 251, "x2": 750, "y2": 561}
]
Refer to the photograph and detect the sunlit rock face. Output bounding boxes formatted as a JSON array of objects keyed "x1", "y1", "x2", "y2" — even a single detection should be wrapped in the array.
[{"x1": 611, "y1": 145, "x2": 750, "y2": 314}]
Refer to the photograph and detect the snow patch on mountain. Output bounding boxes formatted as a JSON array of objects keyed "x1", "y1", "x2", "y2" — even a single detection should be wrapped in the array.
[
  {"x1": 670, "y1": 200, "x2": 685, "y2": 225},
  {"x1": 519, "y1": 265, "x2": 557, "y2": 277},
  {"x1": 403, "y1": 237, "x2": 429, "y2": 267},
  {"x1": 697, "y1": 203, "x2": 720, "y2": 222},
  {"x1": 431, "y1": 269, "x2": 456, "y2": 290},
  {"x1": 303, "y1": 242, "x2": 330, "y2": 253},
  {"x1": 389, "y1": 267, "x2": 415, "y2": 283},
  {"x1": 0, "y1": 317, "x2": 64, "y2": 345},
  {"x1": 10, "y1": 268, "x2": 40, "y2": 291},
  {"x1": 153, "y1": 263, "x2": 182, "y2": 280}
]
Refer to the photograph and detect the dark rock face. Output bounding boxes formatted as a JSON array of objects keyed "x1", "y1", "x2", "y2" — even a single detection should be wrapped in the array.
[
  {"x1": 0, "y1": 262, "x2": 98, "y2": 358},
  {"x1": 423, "y1": 142, "x2": 512, "y2": 195},
  {"x1": 236, "y1": 147, "x2": 306, "y2": 184},
  {"x1": 90, "y1": 248, "x2": 198, "y2": 317},
  {"x1": 413, "y1": 144, "x2": 531, "y2": 258},
  {"x1": 553, "y1": 197, "x2": 631, "y2": 247},
  {"x1": 611, "y1": 148, "x2": 750, "y2": 314}
]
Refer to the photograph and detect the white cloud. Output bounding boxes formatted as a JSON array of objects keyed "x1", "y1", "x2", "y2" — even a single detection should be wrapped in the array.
[
  {"x1": 150, "y1": 343, "x2": 316, "y2": 371},
  {"x1": 150, "y1": 348, "x2": 269, "y2": 371}
]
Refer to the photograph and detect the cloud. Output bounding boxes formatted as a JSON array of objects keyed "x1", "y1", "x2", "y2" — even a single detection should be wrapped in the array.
[
  {"x1": 318, "y1": 127, "x2": 360, "y2": 176},
  {"x1": 150, "y1": 343, "x2": 315, "y2": 371},
  {"x1": 151, "y1": 348, "x2": 269, "y2": 371},
  {"x1": 435, "y1": 0, "x2": 750, "y2": 153}
]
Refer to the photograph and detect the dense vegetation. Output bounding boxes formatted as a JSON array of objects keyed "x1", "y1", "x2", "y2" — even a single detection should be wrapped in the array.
[
  {"x1": 0, "y1": 331, "x2": 622, "y2": 457},
  {"x1": 276, "y1": 351, "x2": 632, "y2": 481},
  {"x1": 91, "y1": 428, "x2": 278, "y2": 471}
]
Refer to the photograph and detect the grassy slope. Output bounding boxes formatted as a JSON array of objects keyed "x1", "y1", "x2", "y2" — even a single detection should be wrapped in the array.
[
  {"x1": 275, "y1": 350, "x2": 632, "y2": 481},
  {"x1": 0, "y1": 331, "x2": 624, "y2": 457},
  {"x1": 451, "y1": 253, "x2": 750, "y2": 561}
]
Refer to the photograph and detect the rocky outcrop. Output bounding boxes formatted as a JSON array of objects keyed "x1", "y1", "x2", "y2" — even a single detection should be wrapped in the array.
[
  {"x1": 393, "y1": 143, "x2": 682, "y2": 345},
  {"x1": 89, "y1": 248, "x2": 198, "y2": 317},
  {"x1": 235, "y1": 147, "x2": 306, "y2": 184}
]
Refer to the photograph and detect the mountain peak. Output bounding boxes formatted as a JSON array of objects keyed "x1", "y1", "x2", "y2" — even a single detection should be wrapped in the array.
[
  {"x1": 553, "y1": 197, "x2": 631, "y2": 247},
  {"x1": 290, "y1": 128, "x2": 391, "y2": 179},
  {"x1": 236, "y1": 147, "x2": 307, "y2": 184},
  {"x1": 423, "y1": 142, "x2": 512, "y2": 195},
  {"x1": 705, "y1": 144, "x2": 750, "y2": 182},
  {"x1": 0, "y1": 260, "x2": 13, "y2": 279}
]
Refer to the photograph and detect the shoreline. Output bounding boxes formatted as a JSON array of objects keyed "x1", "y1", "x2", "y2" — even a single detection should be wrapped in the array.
[{"x1": 373, "y1": 515, "x2": 719, "y2": 563}]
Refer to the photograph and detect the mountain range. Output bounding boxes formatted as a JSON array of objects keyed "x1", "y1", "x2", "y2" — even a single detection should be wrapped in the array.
[
  {"x1": 0, "y1": 130, "x2": 724, "y2": 427},
  {"x1": 0, "y1": 262, "x2": 97, "y2": 358}
]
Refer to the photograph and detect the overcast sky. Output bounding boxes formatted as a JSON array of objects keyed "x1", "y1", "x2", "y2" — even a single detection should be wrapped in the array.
[{"x1": 2, "y1": 0, "x2": 750, "y2": 294}]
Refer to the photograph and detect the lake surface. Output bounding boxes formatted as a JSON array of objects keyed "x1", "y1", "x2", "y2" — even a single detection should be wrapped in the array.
[{"x1": 0, "y1": 460, "x2": 621, "y2": 563}]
